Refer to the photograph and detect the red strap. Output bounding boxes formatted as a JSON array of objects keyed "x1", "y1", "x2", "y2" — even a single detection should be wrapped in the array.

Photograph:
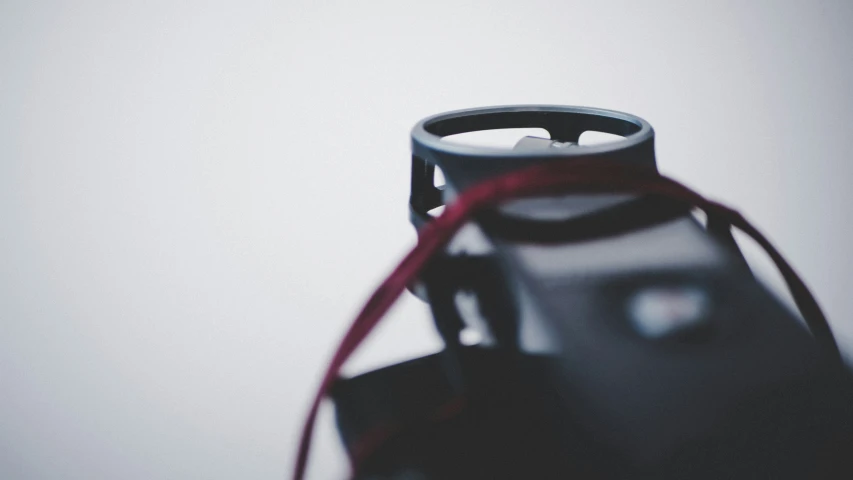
[{"x1": 292, "y1": 161, "x2": 840, "y2": 480}]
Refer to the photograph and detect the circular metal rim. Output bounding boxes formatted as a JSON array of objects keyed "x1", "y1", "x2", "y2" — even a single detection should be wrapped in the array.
[{"x1": 410, "y1": 104, "x2": 654, "y2": 159}]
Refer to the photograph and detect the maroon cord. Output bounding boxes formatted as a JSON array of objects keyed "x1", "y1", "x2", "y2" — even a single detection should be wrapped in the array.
[{"x1": 292, "y1": 160, "x2": 840, "y2": 480}]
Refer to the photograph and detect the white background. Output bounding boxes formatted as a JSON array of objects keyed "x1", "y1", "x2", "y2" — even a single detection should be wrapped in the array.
[{"x1": 2, "y1": 1, "x2": 852, "y2": 478}]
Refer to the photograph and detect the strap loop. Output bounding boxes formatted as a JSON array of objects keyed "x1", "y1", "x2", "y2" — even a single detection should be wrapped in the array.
[{"x1": 293, "y1": 160, "x2": 840, "y2": 479}]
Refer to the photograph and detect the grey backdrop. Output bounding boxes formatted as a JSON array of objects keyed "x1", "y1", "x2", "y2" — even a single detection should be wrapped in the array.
[{"x1": 2, "y1": 1, "x2": 852, "y2": 479}]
